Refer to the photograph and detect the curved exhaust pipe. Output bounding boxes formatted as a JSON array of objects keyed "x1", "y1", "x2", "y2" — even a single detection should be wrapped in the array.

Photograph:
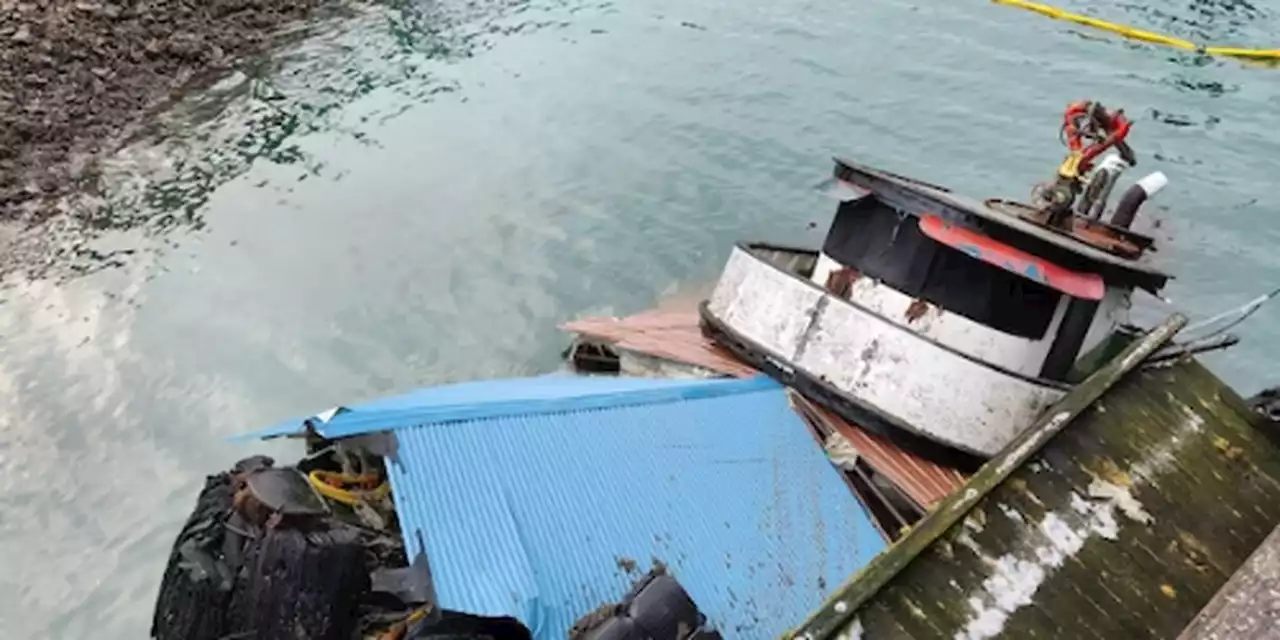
[{"x1": 1110, "y1": 171, "x2": 1168, "y2": 229}]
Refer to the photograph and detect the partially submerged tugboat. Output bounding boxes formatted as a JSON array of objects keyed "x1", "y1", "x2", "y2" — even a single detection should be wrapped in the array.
[
  {"x1": 699, "y1": 102, "x2": 1172, "y2": 466},
  {"x1": 153, "y1": 102, "x2": 1280, "y2": 640}
]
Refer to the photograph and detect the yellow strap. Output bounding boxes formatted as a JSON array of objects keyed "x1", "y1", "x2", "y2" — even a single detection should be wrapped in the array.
[
  {"x1": 377, "y1": 607, "x2": 431, "y2": 640},
  {"x1": 308, "y1": 469, "x2": 391, "y2": 506},
  {"x1": 992, "y1": 0, "x2": 1280, "y2": 61},
  {"x1": 1204, "y1": 46, "x2": 1280, "y2": 60}
]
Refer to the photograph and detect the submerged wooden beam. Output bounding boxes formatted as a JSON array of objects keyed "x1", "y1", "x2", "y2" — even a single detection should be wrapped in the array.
[
  {"x1": 786, "y1": 313, "x2": 1187, "y2": 640},
  {"x1": 1177, "y1": 524, "x2": 1280, "y2": 640}
]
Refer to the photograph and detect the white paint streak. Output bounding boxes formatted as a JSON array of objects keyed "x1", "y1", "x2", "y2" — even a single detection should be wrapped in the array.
[
  {"x1": 964, "y1": 514, "x2": 987, "y2": 534},
  {"x1": 840, "y1": 617, "x2": 865, "y2": 640},
  {"x1": 999, "y1": 503, "x2": 1026, "y2": 524},
  {"x1": 1127, "y1": 403, "x2": 1205, "y2": 487},
  {"x1": 954, "y1": 508, "x2": 1109, "y2": 640},
  {"x1": 1088, "y1": 480, "x2": 1152, "y2": 525},
  {"x1": 1069, "y1": 491, "x2": 1120, "y2": 540},
  {"x1": 952, "y1": 402, "x2": 1208, "y2": 640},
  {"x1": 953, "y1": 488, "x2": 980, "y2": 511}
]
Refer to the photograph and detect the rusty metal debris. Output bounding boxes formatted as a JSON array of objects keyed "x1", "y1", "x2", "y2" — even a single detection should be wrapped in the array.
[
  {"x1": 824, "y1": 267, "x2": 860, "y2": 299},
  {"x1": 561, "y1": 309, "x2": 757, "y2": 378},
  {"x1": 789, "y1": 392, "x2": 968, "y2": 511},
  {"x1": 985, "y1": 198, "x2": 1148, "y2": 258},
  {"x1": 904, "y1": 299, "x2": 930, "y2": 323}
]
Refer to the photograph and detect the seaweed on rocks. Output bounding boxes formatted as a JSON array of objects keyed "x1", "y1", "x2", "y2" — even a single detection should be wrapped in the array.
[{"x1": 0, "y1": 0, "x2": 343, "y2": 224}]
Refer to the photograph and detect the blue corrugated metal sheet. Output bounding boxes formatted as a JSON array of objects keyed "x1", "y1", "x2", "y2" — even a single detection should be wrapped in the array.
[
  {"x1": 383, "y1": 378, "x2": 886, "y2": 638},
  {"x1": 238, "y1": 373, "x2": 776, "y2": 441}
]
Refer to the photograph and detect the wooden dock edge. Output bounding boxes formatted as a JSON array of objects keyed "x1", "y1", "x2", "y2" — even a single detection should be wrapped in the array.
[{"x1": 784, "y1": 313, "x2": 1188, "y2": 640}]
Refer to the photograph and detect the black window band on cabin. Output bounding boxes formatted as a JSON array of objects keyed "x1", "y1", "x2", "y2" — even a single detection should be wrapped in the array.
[{"x1": 822, "y1": 197, "x2": 1062, "y2": 340}]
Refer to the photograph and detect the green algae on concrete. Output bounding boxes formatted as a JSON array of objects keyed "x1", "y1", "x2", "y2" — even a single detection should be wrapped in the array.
[{"x1": 788, "y1": 314, "x2": 1280, "y2": 640}]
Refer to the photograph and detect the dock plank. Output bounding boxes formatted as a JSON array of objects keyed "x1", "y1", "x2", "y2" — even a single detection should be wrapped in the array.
[{"x1": 788, "y1": 316, "x2": 1280, "y2": 640}]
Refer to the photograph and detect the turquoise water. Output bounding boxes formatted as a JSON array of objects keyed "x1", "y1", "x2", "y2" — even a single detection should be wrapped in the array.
[{"x1": 1, "y1": 0, "x2": 1278, "y2": 636}]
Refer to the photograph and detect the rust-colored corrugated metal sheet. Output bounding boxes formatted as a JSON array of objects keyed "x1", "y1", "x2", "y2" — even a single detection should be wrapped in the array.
[
  {"x1": 561, "y1": 309, "x2": 758, "y2": 378},
  {"x1": 561, "y1": 309, "x2": 968, "y2": 510},
  {"x1": 788, "y1": 393, "x2": 968, "y2": 510}
]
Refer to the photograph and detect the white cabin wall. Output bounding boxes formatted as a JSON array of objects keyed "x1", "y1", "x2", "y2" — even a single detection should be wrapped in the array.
[
  {"x1": 843, "y1": 275, "x2": 1070, "y2": 378},
  {"x1": 806, "y1": 252, "x2": 1069, "y2": 377},
  {"x1": 707, "y1": 247, "x2": 1067, "y2": 456}
]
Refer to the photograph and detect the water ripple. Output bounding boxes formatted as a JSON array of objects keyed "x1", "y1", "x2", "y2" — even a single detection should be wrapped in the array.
[{"x1": 4, "y1": 0, "x2": 1280, "y2": 637}]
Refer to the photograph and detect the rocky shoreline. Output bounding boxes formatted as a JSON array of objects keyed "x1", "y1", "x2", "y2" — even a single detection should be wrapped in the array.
[{"x1": 0, "y1": 0, "x2": 344, "y2": 226}]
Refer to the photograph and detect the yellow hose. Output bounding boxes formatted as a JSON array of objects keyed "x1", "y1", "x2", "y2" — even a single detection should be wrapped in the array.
[
  {"x1": 378, "y1": 607, "x2": 430, "y2": 640},
  {"x1": 1204, "y1": 45, "x2": 1280, "y2": 61},
  {"x1": 992, "y1": 0, "x2": 1280, "y2": 62},
  {"x1": 307, "y1": 469, "x2": 391, "y2": 506}
]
